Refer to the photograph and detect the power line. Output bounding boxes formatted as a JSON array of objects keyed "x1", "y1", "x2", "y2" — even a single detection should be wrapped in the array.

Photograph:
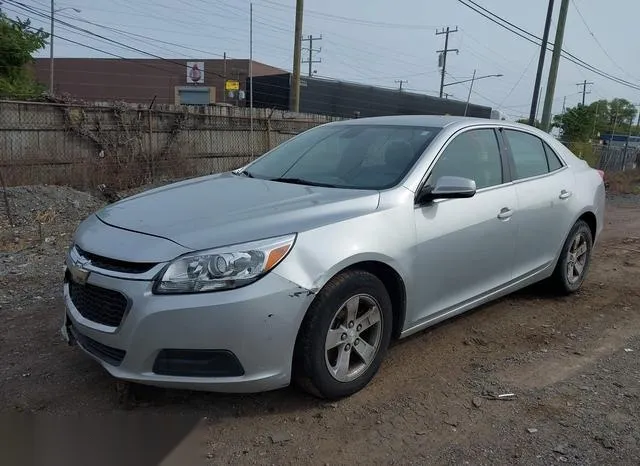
[
  {"x1": 4, "y1": 2, "x2": 514, "y2": 116},
  {"x1": 3, "y1": 8, "x2": 446, "y2": 112},
  {"x1": 570, "y1": 0, "x2": 638, "y2": 82},
  {"x1": 500, "y1": 50, "x2": 538, "y2": 108},
  {"x1": 5, "y1": 1, "x2": 228, "y2": 80},
  {"x1": 255, "y1": 0, "x2": 439, "y2": 30},
  {"x1": 455, "y1": 0, "x2": 640, "y2": 92}
]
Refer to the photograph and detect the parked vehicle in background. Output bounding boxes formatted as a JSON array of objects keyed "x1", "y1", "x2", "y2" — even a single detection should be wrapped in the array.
[{"x1": 62, "y1": 116, "x2": 605, "y2": 399}]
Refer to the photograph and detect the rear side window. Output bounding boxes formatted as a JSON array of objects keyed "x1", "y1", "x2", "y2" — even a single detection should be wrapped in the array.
[
  {"x1": 543, "y1": 142, "x2": 564, "y2": 172},
  {"x1": 504, "y1": 130, "x2": 549, "y2": 180}
]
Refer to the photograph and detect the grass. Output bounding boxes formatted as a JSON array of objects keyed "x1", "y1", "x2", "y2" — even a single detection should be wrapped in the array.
[{"x1": 605, "y1": 169, "x2": 640, "y2": 194}]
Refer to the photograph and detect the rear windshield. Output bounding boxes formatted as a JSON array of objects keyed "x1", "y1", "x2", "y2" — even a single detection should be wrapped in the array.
[{"x1": 243, "y1": 124, "x2": 442, "y2": 189}]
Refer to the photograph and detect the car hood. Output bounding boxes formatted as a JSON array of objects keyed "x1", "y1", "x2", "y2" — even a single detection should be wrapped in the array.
[{"x1": 96, "y1": 172, "x2": 380, "y2": 251}]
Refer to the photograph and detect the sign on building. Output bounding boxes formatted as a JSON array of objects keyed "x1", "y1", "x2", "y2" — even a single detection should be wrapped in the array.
[
  {"x1": 225, "y1": 80, "x2": 240, "y2": 91},
  {"x1": 186, "y1": 62, "x2": 204, "y2": 84}
]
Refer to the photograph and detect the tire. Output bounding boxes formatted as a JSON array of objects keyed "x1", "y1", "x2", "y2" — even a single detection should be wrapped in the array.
[
  {"x1": 549, "y1": 219, "x2": 593, "y2": 295},
  {"x1": 294, "y1": 270, "x2": 393, "y2": 400}
]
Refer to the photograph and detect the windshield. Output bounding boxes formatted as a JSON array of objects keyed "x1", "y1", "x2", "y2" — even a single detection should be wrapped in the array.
[{"x1": 242, "y1": 124, "x2": 442, "y2": 189}]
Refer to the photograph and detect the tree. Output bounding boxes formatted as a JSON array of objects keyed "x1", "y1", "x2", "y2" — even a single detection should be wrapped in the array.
[
  {"x1": 588, "y1": 99, "x2": 610, "y2": 134},
  {"x1": 587, "y1": 98, "x2": 637, "y2": 135},
  {"x1": 552, "y1": 104, "x2": 596, "y2": 143},
  {"x1": 554, "y1": 98, "x2": 640, "y2": 143},
  {"x1": 517, "y1": 118, "x2": 541, "y2": 129},
  {"x1": 608, "y1": 98, "x2": 636, "y2": 125},
  {"x1": 0, "y1": 10, "x2": 49, "y2": 99}
]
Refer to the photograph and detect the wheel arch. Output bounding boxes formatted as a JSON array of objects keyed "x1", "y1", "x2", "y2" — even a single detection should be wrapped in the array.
[
  {"x1": 577, "y1": 210, "x2": 597, "y2": 241},
  {"x1": 311, "y1": 260, "x2": 407, "y2": 340},
  {"x1": 551, "y1": 209, "x2": 598, "y2": 271}
]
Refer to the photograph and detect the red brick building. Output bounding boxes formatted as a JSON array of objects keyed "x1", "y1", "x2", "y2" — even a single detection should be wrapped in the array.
[{"x1": 33, "y1": 58, "x2": 286, "y2": 105}]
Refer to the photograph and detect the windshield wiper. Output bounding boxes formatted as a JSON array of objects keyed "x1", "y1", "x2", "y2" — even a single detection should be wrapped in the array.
[
  {"x1": 270, "y1": 177, "x2": 338, "y2": 188},
  {"x1": 235, "y1": 169, "x2": 254, "y2": 178}
]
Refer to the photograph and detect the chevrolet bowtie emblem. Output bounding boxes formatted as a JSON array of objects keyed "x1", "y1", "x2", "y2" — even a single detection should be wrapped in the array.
[{"x1": 69, "y1": 257, "x2": 90, "y2": 285}]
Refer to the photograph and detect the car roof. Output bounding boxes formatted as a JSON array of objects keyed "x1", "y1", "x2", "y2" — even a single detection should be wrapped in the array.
[
  {"x1": 327, "y1": 115, "x2": 555, "y2": 139},
  {"x1": 331, "y1": 115, "x2": 491, "y2": 128}
]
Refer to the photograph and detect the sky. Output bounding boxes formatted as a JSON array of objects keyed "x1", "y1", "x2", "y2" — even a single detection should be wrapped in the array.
[{"x1": 4, "y1": 0, "x2": 640, "y2": 120}]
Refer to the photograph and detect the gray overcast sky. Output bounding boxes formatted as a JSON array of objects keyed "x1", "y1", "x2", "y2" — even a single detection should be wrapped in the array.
[{"x1": 8, "y1": 0, "x2": 640, "y2": 120}]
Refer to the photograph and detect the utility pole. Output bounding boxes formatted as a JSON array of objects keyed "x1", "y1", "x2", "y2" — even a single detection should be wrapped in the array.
[
  {"x1": 591, "y1": 100, "x2": 600, "y2": 139},
  {"x1": 577, "y1": 80, "x2": 593, "y2": 106},
  {"x1": 395, "y1": 79, "x2": 408, "y2": 91},
  {"x1": 291, "y1": 0, "x2": 304, "y2": 112},
  {"x1": 49, "y1": 0, "x2": 54, "y2": 94},
  {"x1": 302, "y1": 34, "x2": 322, "y2": 77},
  {"x1": 223, "y1": 52, "x2": 227, "y2": 103},
  {"x1": 48, "y1": 2, "x2": 80, "y2": 95},
  {"x1": 562, "y1": 95, "x2": 567, "y2": 114},
  {"x1": 249, "y1": 3, "x2": 253, "y2": 156},
  {"x1": 436, "y1": 26, "x2": 459, "y2": 99},
  {"x1": 540, "y1": 0, "x2": 570, "y2": 132},
  {"x1": 529, "y1": 0, "x2": 554, "y2": 126}
]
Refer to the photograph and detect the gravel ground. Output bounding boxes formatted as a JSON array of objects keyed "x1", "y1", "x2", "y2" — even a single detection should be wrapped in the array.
[{"x1": 1, "y1": 186, "x2": 639, "y2": 465}]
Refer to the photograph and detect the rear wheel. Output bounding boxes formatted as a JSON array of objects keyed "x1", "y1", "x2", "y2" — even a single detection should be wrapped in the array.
[
  {"x1": 294, "y1": 270, "x2": 393, "y2": 399},
  {"x1": 549, "y1": 220, "x2": 593, "y2": 294}
]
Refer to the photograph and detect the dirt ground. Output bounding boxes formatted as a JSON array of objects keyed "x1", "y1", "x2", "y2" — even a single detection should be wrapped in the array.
[{"x1": 1, "y1": 187, "x2": 640, "y2": 465}]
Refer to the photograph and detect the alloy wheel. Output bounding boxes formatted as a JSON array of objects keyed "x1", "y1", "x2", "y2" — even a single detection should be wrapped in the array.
[
  {"x1": 324, "y1": 294, "x2": 383, "y2": 383},
  {"x1": 567, "y1": 232, "x2": 589, "y2": 284}
]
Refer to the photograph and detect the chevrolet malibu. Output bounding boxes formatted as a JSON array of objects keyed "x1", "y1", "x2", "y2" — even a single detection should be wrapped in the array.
[{"x1": 62, "y1": 115, "x2": 605, "y2": 399}]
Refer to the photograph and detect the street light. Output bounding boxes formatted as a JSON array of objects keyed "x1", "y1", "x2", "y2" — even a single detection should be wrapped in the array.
[
  {"x1": 443, "y1": 71, "x2": 503, "y2": 117},
  {"x1": 49, "y1": 1, "x2": 81, "y2": 94},
  {"x1": 442, "y1": 73, "x2": 503, "y2": 88}
]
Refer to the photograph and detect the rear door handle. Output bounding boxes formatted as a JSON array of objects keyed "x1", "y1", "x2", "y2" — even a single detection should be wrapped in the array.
[
  {"x1": 559, "y1": 189, "x2": 572, "y2": 200},
  {"x1": 497, "y1": 207, "x2": 513, "y2": 220}
]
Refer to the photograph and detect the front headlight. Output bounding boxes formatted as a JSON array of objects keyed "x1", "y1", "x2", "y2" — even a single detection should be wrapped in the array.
[{"x1": 154, "y1": 234, "x2": 296, "y2": 294}]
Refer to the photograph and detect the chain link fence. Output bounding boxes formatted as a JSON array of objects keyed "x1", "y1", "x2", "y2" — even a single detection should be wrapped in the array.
[
  {"x1": 595, "y1": 144, "x2": 640, "y2": 172},
  {"x1": 0, "y1": 100, "x2": 341, "y2": 191}
]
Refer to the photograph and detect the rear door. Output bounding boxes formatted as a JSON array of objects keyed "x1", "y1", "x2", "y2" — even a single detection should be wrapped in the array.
[{"x1": 501, "y1": 129, "x2": 576, "y2": 279}]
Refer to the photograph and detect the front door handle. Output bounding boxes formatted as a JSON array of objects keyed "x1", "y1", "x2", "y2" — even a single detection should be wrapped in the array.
[
  {"x1": 497, "y1": 207, "x2": 513, "y2": 220},
  {"x1": 559, "y1": 189, "x2": 572, "y2": 200}
]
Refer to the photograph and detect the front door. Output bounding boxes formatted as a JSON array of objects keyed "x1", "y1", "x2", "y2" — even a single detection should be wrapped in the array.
[{"x1": 410, "y1": 127, "x2": 518, "y2": 328}]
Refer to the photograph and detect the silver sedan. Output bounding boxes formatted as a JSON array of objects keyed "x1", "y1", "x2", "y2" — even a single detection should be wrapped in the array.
[{"x1": 62, "y1": 116, "x2": 605, "y2": 399}]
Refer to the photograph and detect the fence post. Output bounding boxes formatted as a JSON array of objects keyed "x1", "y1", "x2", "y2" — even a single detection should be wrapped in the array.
[
  {"x1": 147, "y1": 108, "x2": 154, "y2": 182},
  {"x1": 0, "y1": 166, "x2": 13, "y2": 227},
  {"x1": 265, "y1": 108, "x2": 276, "y2": 154}
]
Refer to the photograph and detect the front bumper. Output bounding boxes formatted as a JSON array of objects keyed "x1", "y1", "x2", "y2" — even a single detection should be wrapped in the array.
[{"x1": 62, "y1": 268, "x2": 315, "y2": 393}]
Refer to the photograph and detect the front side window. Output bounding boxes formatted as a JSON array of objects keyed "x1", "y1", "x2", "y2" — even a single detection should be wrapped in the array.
[
  {"x1": 504, "y1": 130, "x2": 550, "y2": 179},
  {"x1": 242, "y1": 124, "x2": 441, "y2": 189},
  {"x1": 427, "y1": 128, "x2": 503, "y2": 190}
]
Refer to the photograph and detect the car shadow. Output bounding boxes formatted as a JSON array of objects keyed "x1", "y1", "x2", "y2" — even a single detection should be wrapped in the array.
[
  {"x1": 103, "y1": 283, "x2": 568, "y2": 414},
  {"x1": 390, "y1": 280, "x2": 570, "y2": 350},
  {"x1": 112, "y1": 376, "x2": 325, "y2": 416}
]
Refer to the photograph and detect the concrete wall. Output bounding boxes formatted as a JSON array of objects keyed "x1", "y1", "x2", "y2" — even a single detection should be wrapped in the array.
[{"x1": 0, "y1": 100, "x2": 341, "y2": 189}]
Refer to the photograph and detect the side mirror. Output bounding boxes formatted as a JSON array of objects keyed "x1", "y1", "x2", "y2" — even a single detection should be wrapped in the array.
[{"x1": 417, "y1": 176, "x2": 477, "y2": 204}]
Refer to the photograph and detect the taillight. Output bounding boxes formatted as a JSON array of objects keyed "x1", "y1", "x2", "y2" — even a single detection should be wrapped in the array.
[{"x1": 596, "y1": 169, "x2": 605, "y2": 180}]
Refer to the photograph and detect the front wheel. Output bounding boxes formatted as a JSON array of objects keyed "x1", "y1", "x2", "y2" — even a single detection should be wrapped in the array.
[
  {"x1": 294, "y1": 270, "x2": 393, "y2": 399},
  {"x1": 549, "y1": 219, "x2": 593, "y2": 294}
]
